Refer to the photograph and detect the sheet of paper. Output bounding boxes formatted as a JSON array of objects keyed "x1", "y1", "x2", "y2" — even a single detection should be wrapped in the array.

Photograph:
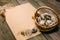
[{"x1": 5, "y1": 3, "x2": 40, "y2": 40}]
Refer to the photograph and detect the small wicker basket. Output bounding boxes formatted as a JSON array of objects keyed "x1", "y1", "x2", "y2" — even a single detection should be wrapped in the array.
[{"x1": 32, "y1": 6, "x2": 59, "y2": 32}]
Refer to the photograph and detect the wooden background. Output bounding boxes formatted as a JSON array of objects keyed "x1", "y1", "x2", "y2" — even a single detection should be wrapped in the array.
[{"x1": 0, "y1": 0, "x2": 60, "y2": 40}]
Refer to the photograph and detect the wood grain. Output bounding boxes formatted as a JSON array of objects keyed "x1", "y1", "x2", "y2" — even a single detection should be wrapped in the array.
[
  {"x1": 28, "y1": 0, "x2": 60, "y2": 40},
  {"x1": 0, "y1": 15, "x2": 16, "y2": 40}
]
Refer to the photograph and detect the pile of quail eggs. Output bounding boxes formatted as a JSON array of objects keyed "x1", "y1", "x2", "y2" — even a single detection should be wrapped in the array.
[{"x1": 36, "y1": 13, "x2": 56, "y2": 28}]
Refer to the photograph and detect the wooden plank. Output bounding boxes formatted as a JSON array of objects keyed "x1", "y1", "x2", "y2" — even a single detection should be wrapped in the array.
[
  {"x1": 10, "y1": 0, "x2": 20, "y2": 6},
  {"x1": 10, "y1": 0, "x2": 28, "y2": 6},
  {"x1": 0, "y1": 15, "x2": 16, "y2": 40},
  {"x1": 15, "y1": 0, "x2": 28, "y2": 5},
  {"x1": 40, "y1": 0, "x2": 60, "y2": 11},
  {"x1": 27, "y1": 34, "x2": 47, "y2": 40}
]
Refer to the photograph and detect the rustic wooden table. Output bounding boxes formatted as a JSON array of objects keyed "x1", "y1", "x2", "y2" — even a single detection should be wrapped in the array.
[{"x1": 0, "y1": 0, "x2": 60, "y2": 40}]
